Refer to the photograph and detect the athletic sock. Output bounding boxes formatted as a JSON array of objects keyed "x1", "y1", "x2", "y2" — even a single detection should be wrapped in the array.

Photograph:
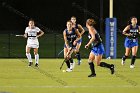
[
  {"x1": 65, "y1": 60, "x2": 70, "y2": 68},
  {"x1": 26, "y1": 53, "x2": 32, "y2": 62},
  {"x1": 131, "y1": 56, "x2": 136, "y2": 65},
  {"x1": 100, "y1": 62, "x2": 111, "y2": 68},
  {"x1": 76, "y1": 52, "x2": 81, "y2": 61},
  {"x1": 88, "y1": 62, "x2": 96, "y2": 75},
  {"x1": 122, "y1": 55, "x2": 128, "y2": 61},
  {"x1": 35, "y1": 54, "x2": 39, "y2": 64}
]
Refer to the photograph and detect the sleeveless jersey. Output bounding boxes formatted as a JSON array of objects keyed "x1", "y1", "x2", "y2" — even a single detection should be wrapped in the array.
[
  {"x1": 88, "y1": 32, "x2": 102, "y2": 47},
  {"x1": 127, "y1": 25, "x2": 139, "y2": 39},
  {"x1": 65, "y1": 28, "x2": 77, "y2": 44}
]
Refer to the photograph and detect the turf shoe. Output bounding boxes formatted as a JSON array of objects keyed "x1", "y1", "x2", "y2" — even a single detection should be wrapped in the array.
[
  {"x1": 28, "y1": 62, "x2": 33, "y2": 67},
  {"x1": 88, "y1": 74, "x2": 96, "y2": 77},
  {"x1": 130, "y1": 65, "x2": 135, "y2": 68},
  {"x1": 35, "y1": 63, "x2": 39, "y2": 67},
  {"x1": 66, "y1": 68, "x2": 72, "y2": 72}
]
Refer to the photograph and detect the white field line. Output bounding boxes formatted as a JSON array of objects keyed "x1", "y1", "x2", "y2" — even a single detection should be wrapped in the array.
[{"x1": 0, "y1": 85, "x2": 139, "y2": 88}]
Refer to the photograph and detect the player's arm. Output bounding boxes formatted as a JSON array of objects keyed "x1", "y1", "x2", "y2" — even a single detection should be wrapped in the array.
[
  {"x1": 37, "y1": 30, "x2": 44, "y2": 38},
  {"x1": 24, "y1": 33, "x2": 28, "y2": 38},
  {"x1": 78, "y1": 24, "x2": 85, "y2": 36},
  {"x1": 63, "y1": 30, "x2": 69, "y2": 48},
  {"x1": 85, "y1": 28, "x2": 95, "y2": 49},
  {"x1": 123, "y1": 25, "x2": 131, "y2": 36},
  {"x1": 74, "y1": 29, "x2": 81, "y2": 42},
  {"x1": 24, "y1": 27, "x2": 28, "y2": 38},
  {"x1": 138, "y1": 26, "x2": 140, "y2": 34}
]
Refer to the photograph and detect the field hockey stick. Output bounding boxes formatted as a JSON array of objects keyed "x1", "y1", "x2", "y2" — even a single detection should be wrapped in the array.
[
  {"x1": 60, "y1": 47, "x2": 73, "y2": 70},
  {"x1": 15, "y1": 35, "x2": 37, "y2": 38},
  {"x1": 15, "y1": 35, "x2": 24, "y2": 37},
  {"x1": 60, "y1": 59, "x2": 66, "y2": 70},
  {"x1": 57, "y1": 49, "x2": 64, "y2": 57}
]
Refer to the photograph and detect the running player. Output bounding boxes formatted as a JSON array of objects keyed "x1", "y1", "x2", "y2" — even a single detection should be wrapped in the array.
[
  {"x1": 71, "y1": 16, "x2": 85, "y2": 65},
  {"x1": 121, "y1": 16, "x2": 140, "y2": 68},
  {"x1": 85, "y1": 18, "x2": 115, "y2": 77},
  {"x1": 63, "y1": 20, "x2": 81, "y2": 72},
  {"x1": 24, "y1": 19, "x2": 44, "y2": 67}
]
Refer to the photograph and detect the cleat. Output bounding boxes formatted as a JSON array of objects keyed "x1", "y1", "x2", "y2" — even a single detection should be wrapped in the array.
[
  {"x1": 66, "y1": 68, "x2": 72, "y2": 72},
  {"x1": 121, "y1": 59, "x2": 125, "y2": 65},
  {"x1": 70, "y1": 61, "x2": 75, "y2": 70},
  {"x1": 110, "y1": 64, "x2": 115, "y2": 74},
  {"x1": 88, "y1": 74, "x2": 96, "y2": 77},
  {"x1": 28, "y1": 62, "x2": 33, "y2": 67},
  {"x1": 35, "y1": 63, "x2": 39, "y2": 67},
  {"x1": 130, "y1": 65, "x2": 135, "y2": 68}
]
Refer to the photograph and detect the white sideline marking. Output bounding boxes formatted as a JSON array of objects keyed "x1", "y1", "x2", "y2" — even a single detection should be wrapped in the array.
[{"x1": 0, "y1": 85, "x2": 139, "y2": 88}]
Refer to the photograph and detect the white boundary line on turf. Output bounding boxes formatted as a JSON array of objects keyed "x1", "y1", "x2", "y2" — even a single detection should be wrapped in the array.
[{"x1": 0, "y1": 85, "x2": 139, "y2": 88}]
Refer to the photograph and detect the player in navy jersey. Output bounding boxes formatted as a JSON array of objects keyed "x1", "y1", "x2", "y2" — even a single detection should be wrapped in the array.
[
  {"x1": 122, "y1": 16, "x2": 140, "y2": 68},
  {"x1": 71, "y1": 16, "x2": 85, "y2": 65},
  {"x1": 85, "y1": 18, "x2": 114, "y2": 77},
  {"x1": 63, "y1": 20, "x2": 81, "y2": 72}
]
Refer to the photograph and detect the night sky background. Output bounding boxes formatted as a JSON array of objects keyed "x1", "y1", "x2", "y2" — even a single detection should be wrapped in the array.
[{"x1": 0, "y1": 0, "x2": 140, "y2": 33}]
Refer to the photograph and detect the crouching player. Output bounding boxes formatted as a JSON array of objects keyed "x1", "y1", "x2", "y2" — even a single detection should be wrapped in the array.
[{"x1": 63, "y1": 20, "x2": 81, "y2": 72}]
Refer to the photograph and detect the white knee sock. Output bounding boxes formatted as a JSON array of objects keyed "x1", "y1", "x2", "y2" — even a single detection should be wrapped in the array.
[
  {"x1": 35, "y1": 54, "x2": 39, "y2": 64},
  {"x1": 26, "y1": 53, "x2": 32, "y2": 62}
]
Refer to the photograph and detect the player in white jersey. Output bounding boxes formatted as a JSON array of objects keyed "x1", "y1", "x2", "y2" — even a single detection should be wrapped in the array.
[{"x1": 24, "y1": 19, "x2": 44, "y2": 67}]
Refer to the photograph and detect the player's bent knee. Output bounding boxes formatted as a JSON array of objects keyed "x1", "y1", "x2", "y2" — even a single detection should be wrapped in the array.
[
  {"x1": 88, "y1": 59, "x2": 93, "y2": 63},
  {"x1": 34, "y1": 52, "x2": 38, "y2": 55},
  {"x1": 97, "y1": 62, "x2": 100, "y2": 66},
  {"x1": 75, "y1": 50, "x2": 79, "y2": 53},
  {"x1": 64, "y1": 56, "x2": 67, "y2": 59}
]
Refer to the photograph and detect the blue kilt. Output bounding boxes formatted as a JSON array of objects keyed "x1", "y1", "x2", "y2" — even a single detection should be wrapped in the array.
[
  {"x1": 124, "y1": 37, "x2": 138, "y2": 48},
  {"x1": 77, "y1": 38, "x2": 82, "y2": 44},
  {"x1": 91, "y1": 43, "x2": 105, "y2": 56}
]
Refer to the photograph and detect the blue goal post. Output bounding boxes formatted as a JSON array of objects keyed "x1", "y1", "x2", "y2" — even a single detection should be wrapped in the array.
[{"x1": 105, "y1": 18, "x2": 117, "y2": 59}]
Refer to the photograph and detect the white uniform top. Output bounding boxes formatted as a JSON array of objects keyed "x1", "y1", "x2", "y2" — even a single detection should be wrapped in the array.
[{"x1": 25, "y1": 26, "x2": 40, "y2": 48}]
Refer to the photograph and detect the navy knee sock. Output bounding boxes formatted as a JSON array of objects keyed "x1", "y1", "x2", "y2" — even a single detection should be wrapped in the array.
[
  {"x1": 89, "y1": 62, "x2": 96, "y2": 74},
  {"x1": 76, "y1": 52, "x2": 81, "y2": 61},
  {"x1": 122, "y1": 55, "x2": 128, "y2": 61},
  {"x1": 65, "y1": 60, "x2": 70, "y2": 68},
  {"x1": 131, "y1": 56, "x2": 136, "y2": 65},
  {"x1": 100, "y1": 62, "x2": 111, "y2": 68}
]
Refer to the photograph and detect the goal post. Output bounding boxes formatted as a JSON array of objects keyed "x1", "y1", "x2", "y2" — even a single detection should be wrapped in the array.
[{"x1": 105, "y1": 0, "x2": 117, "y2": 59}]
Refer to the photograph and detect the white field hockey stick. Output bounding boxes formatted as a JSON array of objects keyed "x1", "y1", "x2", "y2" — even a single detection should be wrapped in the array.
[
  {"x1": 15, "y1": 35, "x2": 24, "y2": 37},
  {"x1": 15, "y1": 35, "x2": 36, "y2": 37}
]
